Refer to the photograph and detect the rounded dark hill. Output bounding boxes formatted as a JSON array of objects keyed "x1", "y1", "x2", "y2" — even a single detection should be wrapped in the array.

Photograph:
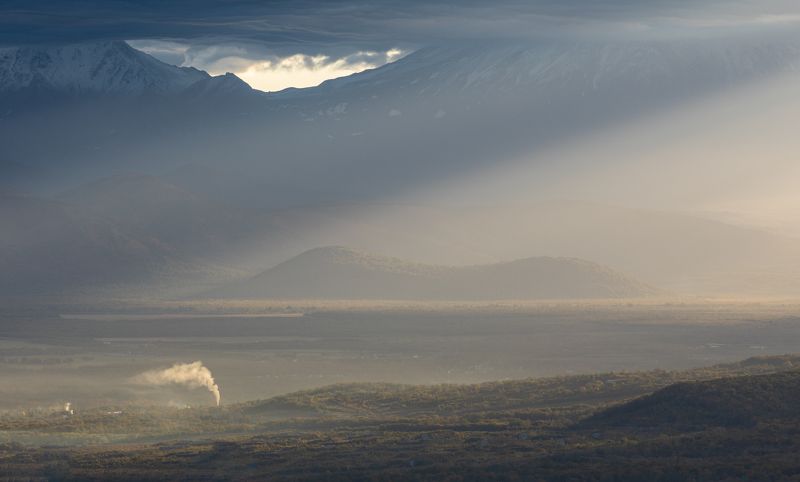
[
  {"x1": 211, "y1": 246, "x2": 659, "y2": 300},
  {"x1": 581, "y1": 370, "x2": 800, "y2": 431}
]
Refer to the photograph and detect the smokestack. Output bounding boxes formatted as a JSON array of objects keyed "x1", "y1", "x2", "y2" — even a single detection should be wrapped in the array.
[{"x1": 133, "y1": 361, "x2": 221, "y2": 406}]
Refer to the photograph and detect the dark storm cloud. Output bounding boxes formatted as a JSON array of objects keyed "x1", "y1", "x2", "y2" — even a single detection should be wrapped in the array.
[
  {"x1": 3, "y1": 0, "x2": 798, "y2": 50},
  {"x1": 4, "y1": 0, "x2": 799, "y2": 82}
]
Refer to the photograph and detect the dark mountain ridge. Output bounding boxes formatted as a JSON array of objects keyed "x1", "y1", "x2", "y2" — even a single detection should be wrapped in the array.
[
  {"x1": 583, "y1": 370, "x2": 800, "y2": 430},
  {"x1": 6, "y1": 173, "x2": 800, "y2": 297},
  {"x1": 211, "y1": 246, "x2": 659, "y2": 300}
]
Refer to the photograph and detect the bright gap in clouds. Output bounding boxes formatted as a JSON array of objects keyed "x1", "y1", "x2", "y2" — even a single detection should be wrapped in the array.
[
  {"x1": 234, "y1": 50, "x2": 405, "y2": 92},
  {"x1": 128, "y1": 40, "x2": 406, "y2": 92}
]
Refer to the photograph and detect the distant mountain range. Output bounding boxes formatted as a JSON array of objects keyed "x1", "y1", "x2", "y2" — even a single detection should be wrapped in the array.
[
  {"x1": 3, "y1": 38, "x2": 800, "y2": 298},
  {"x1": 2, "y1": 36, "x2": 799, "y2": 195},
  {"x1": 4, "y1": 172, "x2": 800, "y2": 297},
  {"x1": 210, "y1": 246, "x2": 659, "y2": 300}
]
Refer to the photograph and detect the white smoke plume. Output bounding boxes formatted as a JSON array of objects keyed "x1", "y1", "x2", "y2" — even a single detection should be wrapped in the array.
[{"x1": 133, "y1": 361, "x2": 221, "y2": 406}]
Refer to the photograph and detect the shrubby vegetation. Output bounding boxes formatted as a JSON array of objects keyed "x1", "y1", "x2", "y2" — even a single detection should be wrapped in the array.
[
  {"x1": 585, "y1": 369, "x2": 800, "y2": 430},
  {"x1": 3, "y1": 354, "x2": 800, "y2": 480},
  {"x1": 247, "y1": 354, "x2": 800, "y2": 417}
]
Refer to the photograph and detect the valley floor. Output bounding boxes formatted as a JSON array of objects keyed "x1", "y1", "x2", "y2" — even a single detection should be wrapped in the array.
[
  {"x1": 3, "y1": 300, "x2": 800, "y2": 480},
  {"x1": 2, "y1": 354, "x2": 800, "y2": 480},
  {"x1": 3, "y1": 298, "x2": 800, "y2": 408}
]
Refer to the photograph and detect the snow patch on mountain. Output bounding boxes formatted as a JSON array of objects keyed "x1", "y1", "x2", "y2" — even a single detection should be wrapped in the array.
[
  {"x1": 285, "y1": 38, "x2": 800, "y2": 102},
  {"x1": 0, "y1": 41, "x2": 209, "y2": 95}
]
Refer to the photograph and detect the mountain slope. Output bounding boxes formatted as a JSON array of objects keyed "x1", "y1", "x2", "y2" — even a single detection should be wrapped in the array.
[
  {"x1": 4, "y1": 36, "x2": 800, "y2": 194},
  {"x1": 7, "y1": 174, "x2": 800, "y2": 297},
  {"x1": 0, "y1": 183, "x2": 247, "y2": 296},
  {"x1": 196, "y1": 201, "x2": 800, "y2": 296},
  {"x1": 0, "y1": 41, "x2": 208, "y2": 96},
  {"x1": 50, "y1": 173, "x2": 304, "y2": 283},
  {"x1": 284, "y1": 38, "x2": 800, "y2": 107},
  {"x1": 180, "y1": 72, "x2": 256, "y2": 100},
  {"x1": 57, "y1": 173, "x2": 252, "y2": 259},
  {"x1": 0, "y1": 192, "x2": 175, "y2": 294},
  {"x1": 584, "y1": 370, "x2": 800, "y2": 430},
  {"x1": 4, "y1": 38, "x2": 800, "y2": 296},
  {"x1": 211, "y1": 246, "x2": 658, "y2": 300}
]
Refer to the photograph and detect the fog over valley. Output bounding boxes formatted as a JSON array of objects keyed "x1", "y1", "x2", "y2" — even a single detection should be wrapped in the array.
[{"x1": 3, "y1": 1, "x2": 800, "y2": 479}]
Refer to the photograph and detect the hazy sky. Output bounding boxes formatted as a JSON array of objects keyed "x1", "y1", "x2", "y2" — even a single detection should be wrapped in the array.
[{"x1": 4, "y1": 0, "x2": 800, "y2": 90}]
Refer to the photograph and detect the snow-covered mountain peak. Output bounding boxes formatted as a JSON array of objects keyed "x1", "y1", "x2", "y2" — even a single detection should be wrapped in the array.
[{"x1": 0, "y1": 41, "x2": 209, "y2": 95}]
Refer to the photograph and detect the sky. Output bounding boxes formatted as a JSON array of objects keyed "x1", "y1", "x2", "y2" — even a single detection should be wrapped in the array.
[{"x1": 3, "y1": 0, "x2": 800, "y2": 90}]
